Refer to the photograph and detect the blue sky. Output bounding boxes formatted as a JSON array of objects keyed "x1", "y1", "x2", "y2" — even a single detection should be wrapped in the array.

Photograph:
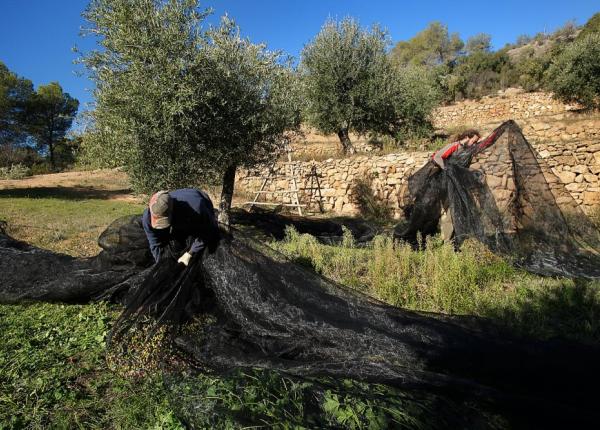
[{"x1": 1, "y1": 0, "x2": 598, "y2": 115}]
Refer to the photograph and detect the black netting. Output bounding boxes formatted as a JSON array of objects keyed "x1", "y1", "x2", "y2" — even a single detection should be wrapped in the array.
[
  {"x1": 2, "y1": 120, "x2": 600, "y2": 427},
  {"x1": 0, "y1": 227, "x2": 140, "y2": 304},
  {"x1": 97, "y1": 214, "x2": 153, "y2": 266},
  {"x1": 396, "y1": 120, "x2": 600, "y2": 278}
]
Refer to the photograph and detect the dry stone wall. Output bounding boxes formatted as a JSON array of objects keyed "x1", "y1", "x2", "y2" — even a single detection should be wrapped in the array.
[
  {"x1": 237, "y1": 90, "x2": 600, "y2": 216},
  {"x1": 433, "y1": 90, "x2": 581, "y2": 129},
  {"x1": 238, "y1": 153, "x2": 429, "y2": 218}
]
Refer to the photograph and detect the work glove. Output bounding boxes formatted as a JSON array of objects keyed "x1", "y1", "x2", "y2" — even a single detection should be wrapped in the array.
[{"x1": 177, "y1": 252, "x2": 192, "y2": 266}]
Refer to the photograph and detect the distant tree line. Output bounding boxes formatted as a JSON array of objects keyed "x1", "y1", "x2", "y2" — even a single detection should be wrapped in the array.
[
  {"x1": 0, "y1": 62, "x2": 79, "y2": 172},
  {"x1": 390, "y1": 13, "x2": 600, "y2": 108}
]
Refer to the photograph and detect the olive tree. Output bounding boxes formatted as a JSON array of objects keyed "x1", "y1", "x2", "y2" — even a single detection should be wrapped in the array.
[
  {"x1": 79, "y1": 0, "x2": 300, "y2": 224},
  {"x1": 301, "y1": 18, "x2": 439, "y2": 153}
]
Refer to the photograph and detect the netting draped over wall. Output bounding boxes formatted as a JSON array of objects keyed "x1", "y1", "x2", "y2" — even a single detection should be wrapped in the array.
[{"x1": 396, "y1": 120, "x2": 600, "y2": 279}]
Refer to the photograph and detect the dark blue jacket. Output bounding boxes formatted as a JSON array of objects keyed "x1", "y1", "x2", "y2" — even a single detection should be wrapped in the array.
[{"x1": 142, "y1": 188, "x2": 220, "y2": 262}]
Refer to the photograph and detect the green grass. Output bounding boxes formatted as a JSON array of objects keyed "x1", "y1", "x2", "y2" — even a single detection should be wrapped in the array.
[
  {"x1": 2, "y1": 185, "x2": 599, "y2": 428},
  {"x1": 0, "y1": 193, "x2": 144, "y2": 256},
  {"x1": 0, "y1": 190, "x2": 178, "y2": 429},
  {"x1": 272, "y1": 227, "x2": 600, "y2": 342},
  {"x1": 165, "y1": 369, "x2": 491, "y2": 429},
  {"x1": 0, "y1": 302, "x2": 182, "y2": 430}
]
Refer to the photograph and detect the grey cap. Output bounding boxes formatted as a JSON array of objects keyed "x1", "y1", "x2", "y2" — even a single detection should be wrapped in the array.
[{"x1": 149, "y1": 190, "x2": 171, "y2": 229}]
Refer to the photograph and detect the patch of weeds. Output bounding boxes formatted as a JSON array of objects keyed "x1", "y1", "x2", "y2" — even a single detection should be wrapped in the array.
[
  {"x1": 165, "y1": 368, "x2": 505, "y2": 429},
  {"x1": 272, "y1": 227, "x2": 600, "y2": 341},
  {"x1": 0, "y1": 164, "x2": 31, "y2": 180},
  {"x1": 352, "y1": 176, "x2": 393, "y2": 225}
]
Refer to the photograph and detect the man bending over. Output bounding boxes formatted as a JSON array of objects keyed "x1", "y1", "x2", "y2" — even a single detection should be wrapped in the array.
[{"x1": 142, "y1": 188, "x2": 220, "y2": 265}]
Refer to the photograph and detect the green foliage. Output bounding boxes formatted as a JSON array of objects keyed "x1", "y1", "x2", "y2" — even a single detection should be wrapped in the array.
[
  {"x1": 300, "y1": 18, "x2": 388, "y2": 142},
  {"x1": 390, "y1": 21, "x2": 463, "y2": 66},
  {"x1": 79, "y1": 0, "x2": 300, "y2": 200},
  {"x1": 301, "y1": 18, "x2": 439, "y2": 153},
  {"x1": 393, "y1": 19, "x2": 587, "y2": 102},
  {"x1": 0, "y1": 163, "x2": 30, "y2": 179},
  {"x1": 0, "y1": 61, "x2": 33, "y2": 148},
  {"x1": 545, "y1": 33, "x2": 600, "y2": 109},
  {"x1": 352, "y1": 176, "x2": 393, "y2": 224},
  {"x1": 444, "y1": 51, "x2": 512, "y2": 100},
  {"x1": 0, "y1": 302, "x2": 183, "y2": 429},
  {"x1": 26, "y1": 82, "x2": 79, "y2": 171},
  {"x1": 389, "y1": 65, "x2": 440, "y2": 141},
  {"x1": 273, "y1": 227, "x2": 600, "y2": 341},
  {"x1": 167, "y1": 368, "x2": 442, "y2": 429},
  {"x1": 29, "y1": 161, "x2": 53, "y2": 176},
  {"x1": 0, "y1": 63, "x2": 79, "y2": 171},
  {"x1": 576, "y1": 12, "x2": 600, "y2": 41},
  {"x1": 513, "y1": 50, "x2": 552, "y2": 92},
  {"x1": 464, "y1": 33, "x2": 492, "y2": 55},
  {"x1": 0, "y1": 145, "x2": 42, "y2": 169}
]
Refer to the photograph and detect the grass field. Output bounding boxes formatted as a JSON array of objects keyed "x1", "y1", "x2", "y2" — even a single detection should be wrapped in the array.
[
  {"x1": 0, "y1": 184, "x2": 183, "y2": 429},
  {"x1": 1, "y1": 175, "x2": 599, "y2": 428}
]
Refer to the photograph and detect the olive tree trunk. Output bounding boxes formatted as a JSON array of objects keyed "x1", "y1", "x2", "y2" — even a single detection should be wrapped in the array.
[
  {"x1": 337, "y1": 128, "x2": 356, "y2": 155},
  {"x1": 218, "y1": 164, "x2": 237, "y2": 228}
]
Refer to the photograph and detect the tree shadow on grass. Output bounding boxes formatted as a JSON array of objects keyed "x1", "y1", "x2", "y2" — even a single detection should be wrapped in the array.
[
  {"x1": 0, "y1": 186, "x2": 134, "y2": 201},
  {"x1": 230, "y1": 207, "x2": 380, "y2": 245},
  {"x1": 481, "y1": 278, "x2": 600, "y2": 343}
]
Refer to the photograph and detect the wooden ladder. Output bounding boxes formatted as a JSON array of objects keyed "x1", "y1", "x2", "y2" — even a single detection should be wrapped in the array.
[{"x1": 245, "y1": 145, "x2": 305, "y2": 216}]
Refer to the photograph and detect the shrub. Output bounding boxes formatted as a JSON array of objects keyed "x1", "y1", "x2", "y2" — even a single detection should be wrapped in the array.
[
  {"x1": 515, "y1": 54, "x2": 550, "y2": 92},
  {"x1": 515, "y1": 34, "x2": 532, "y2": 47},
  {"x1": 352, "y1": 176, "x2": 393, "y2": 224},
  {"x1": 445, "y1": 51, "x2": 512, "y2": 100},
  {"x1": 545, "y1": 33, "x2": 600, "y2": 109},
  {"x1": 0, "y1": 163, "x2": 30, "y2": 179},
  {"x1": 576, "y1": 12, "x2": 600, "y2": 41},
  {"x1": 29, "y1": 162, "x2": 52, "y2": 176}
]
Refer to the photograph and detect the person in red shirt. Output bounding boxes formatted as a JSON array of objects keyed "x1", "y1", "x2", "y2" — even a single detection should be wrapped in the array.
[
  {"x1": 432, "y1": 129, "x2": 481, "y2": 170},
  {"x1": 431, "y1": 130, "x2": 481, "y2": 241}
]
